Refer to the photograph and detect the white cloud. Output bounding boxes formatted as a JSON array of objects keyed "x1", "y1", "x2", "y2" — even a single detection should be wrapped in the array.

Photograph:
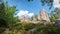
[
  {"x1": 15, "y1": 10, "x2": 34, "y2": 19},
  {"x1": 53, "y1": 0, "x2": 60, "y2": 8},
  {"x1": 28, "y1": 13, "x2": 34, "y2": 17}
]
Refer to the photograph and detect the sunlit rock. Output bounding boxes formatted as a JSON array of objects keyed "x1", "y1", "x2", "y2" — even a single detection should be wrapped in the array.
[{"x1": 38, "y1": 9, "x2": 50, "y2": 22}]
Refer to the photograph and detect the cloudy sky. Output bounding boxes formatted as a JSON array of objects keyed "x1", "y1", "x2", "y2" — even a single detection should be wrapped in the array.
[
  {"x1": 15, "y1": 10, "x2": 34, "y2": 18},
  {"x1": 53, "y1": 0, "x2": 60, "y2": 8},
  {"x1": 7, "y1": 0, "x2": 60, "y2": 18}
]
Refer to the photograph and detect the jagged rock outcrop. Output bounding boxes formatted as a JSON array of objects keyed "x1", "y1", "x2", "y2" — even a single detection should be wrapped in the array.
[
  {"x1": 37, "y1": 9, "x2": 50, "y2": 22},
  {"x1": 20, "y1": 15, "x2": 31, "y2": 22},
  {"x1": 20, "y1": 9, "x2": 50, "y2": 24}
]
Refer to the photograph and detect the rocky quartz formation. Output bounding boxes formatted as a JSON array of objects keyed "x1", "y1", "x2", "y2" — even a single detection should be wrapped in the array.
[
  {"x1": 20, "y1": 15, "x2": 31, "y2": 22},
  {"x1": 20, "y1": 9, "x2": 50, "y2": 24},
  {"x1": 37, "y1": 9, "x2": 50, "y2": 22}
]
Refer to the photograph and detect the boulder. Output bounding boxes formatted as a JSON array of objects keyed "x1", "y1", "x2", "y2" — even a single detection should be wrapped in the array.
[{"x1": 55, "y1": 19, "x2": 60, "y2": 26}]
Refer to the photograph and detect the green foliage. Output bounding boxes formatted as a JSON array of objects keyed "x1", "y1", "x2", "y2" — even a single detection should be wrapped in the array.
[
  {"x1": 0, "y1": 1, "x2": 5, "y2": 18},
  {"x1": 50, "y1": 8, "x2": 60, "y2": 22},
  {"x1": 41, "y1": 0, "x2": 53, "y2": 9},
  {"x1": 54, "y1": 8, "x2": 60, "y2": 19},
  {"x1": 0, "y1": 1, "x2": 19, "y2": 34},
  {"x1": 50, "y1": 17, "x2": 55, "y2": 22},
  {"x1": 0, "y1": 0, "x2": 8, "y2": 34},
  {"x1": 4, "y1": 3, "x2": 19, "y2": 29},
  {"x1": 13, "y1": 22, "x2": 36, "y2": 31},
  {"x1": 28, "y1": 0, "x2": 33, "y2": 2},
  {"x1": 28, "y1": 0, "x2": 53, "y2": 9},
  {"x1": 4, "y1": 23, "x2": 60, "y2": 34}
]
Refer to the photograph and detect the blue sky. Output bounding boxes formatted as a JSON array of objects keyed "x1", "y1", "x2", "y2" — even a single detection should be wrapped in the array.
[
  {"x1": 7, "y1": 0, "x2": 54, "y2": 14},
  {"x1": 7, "y1": 0, "x2": 60, "y2": 18}
]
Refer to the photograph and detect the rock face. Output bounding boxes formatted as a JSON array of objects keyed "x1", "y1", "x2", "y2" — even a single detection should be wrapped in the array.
[
  {"x1": 32, "y1": 16, "x2": 39, "y2": 23},
  {"x1": 20, "y1": 15, "x2": 31, "y2": 22},
  {"x1": 20, "y1": 9, "x2": 50, "y2": 23},
  {"x1": 38, "y1": 9, "x2": 50, "y2": 22},
  {"x1": 20, "y1": 15, "x2": 25, "y2": 22}
]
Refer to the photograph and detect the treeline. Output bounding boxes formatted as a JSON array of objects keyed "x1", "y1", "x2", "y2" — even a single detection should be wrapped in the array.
[
  {"x1": 50, "y1": 8, "x2": 60, "y2": 22},
  {"x1": 0, "y1": 0, "x2": 19, "y2": 34},
  {"x1": 4, "y1": 22, "x2": 60, "y2": 34}
]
